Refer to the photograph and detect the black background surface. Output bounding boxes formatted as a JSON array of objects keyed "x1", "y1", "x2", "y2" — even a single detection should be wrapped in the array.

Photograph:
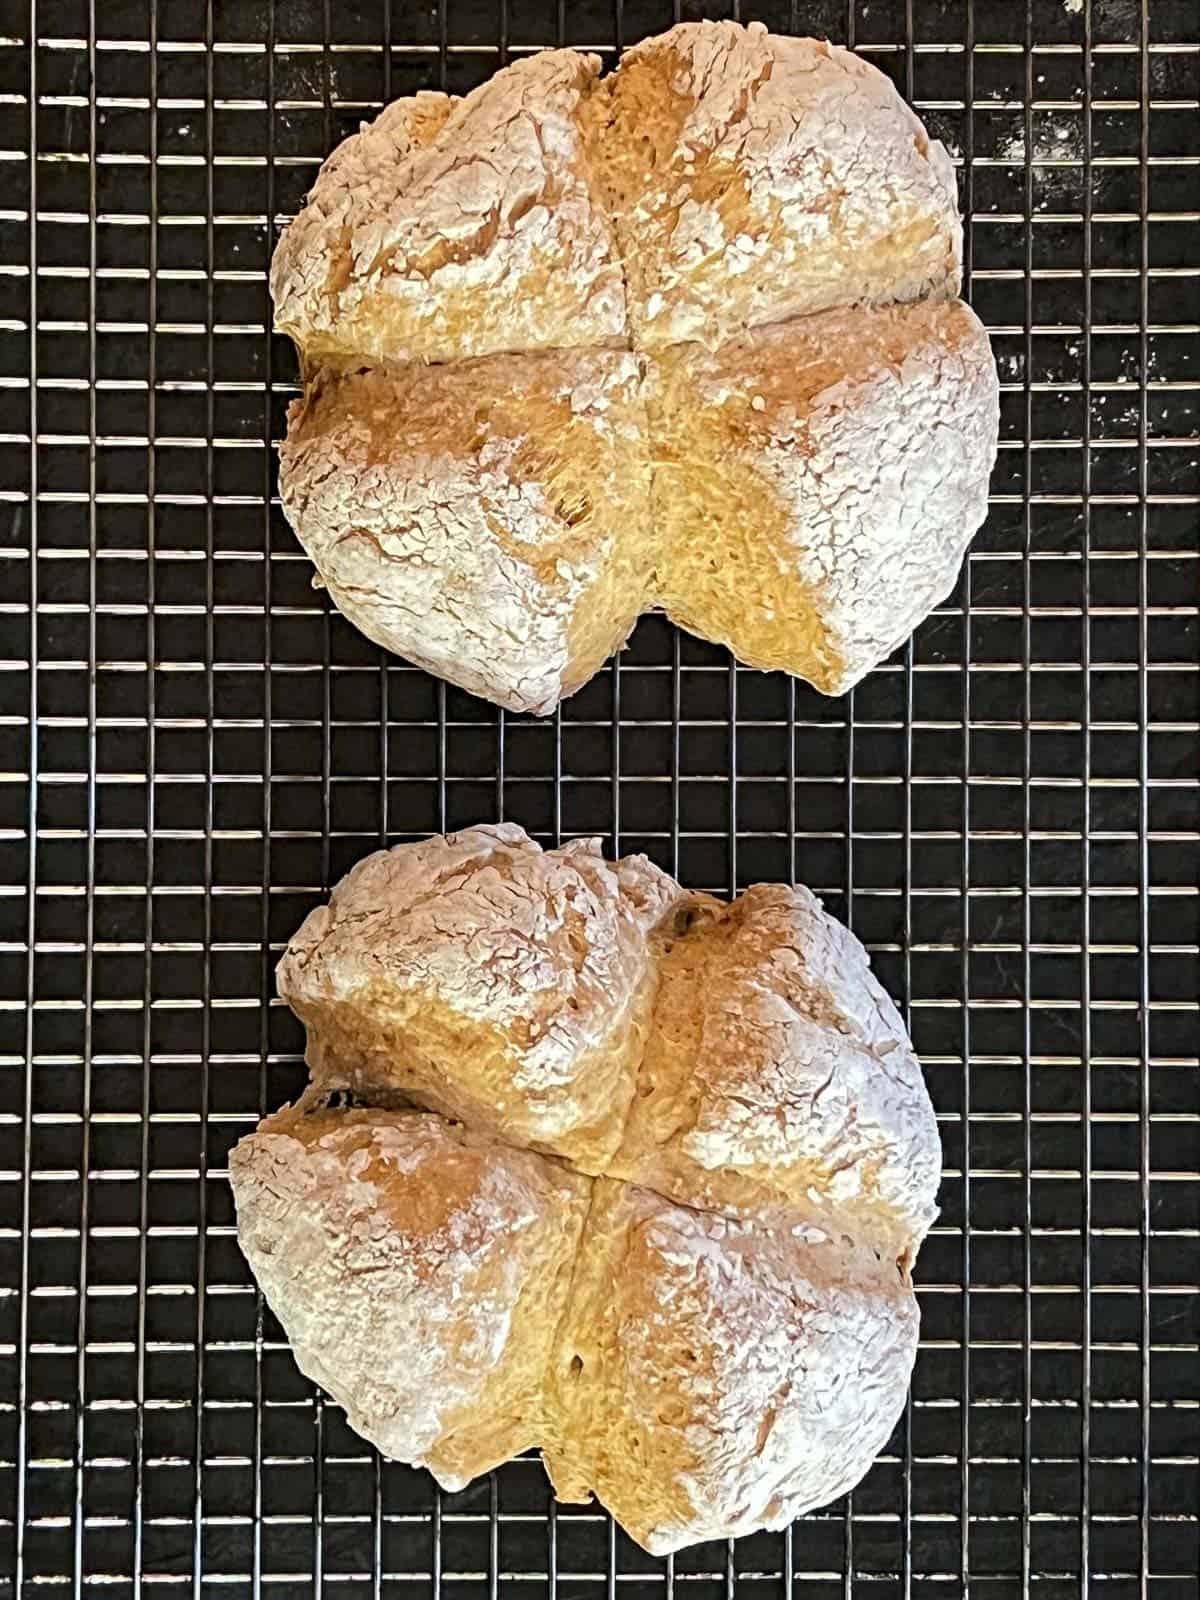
[{"x1": 0, "y1": 2, "x2": 1197, "y2": 1596}]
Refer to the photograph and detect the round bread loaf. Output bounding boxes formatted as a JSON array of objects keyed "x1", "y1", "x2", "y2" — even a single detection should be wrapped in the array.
[
  {"x1": 231, "y1": 825, "x2": 941, "y2": 1553},
  {"x1": 270, "y1": 20, "x2": 999, "y2": 713}
]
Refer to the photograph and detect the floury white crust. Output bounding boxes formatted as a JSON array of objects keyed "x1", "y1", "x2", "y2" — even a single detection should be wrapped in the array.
[
  {"x1": 270, "y1": 20, "x2": 1000, "y2": 714},
  {"x1": 546, "y1": 1180, "x2": 921, "y2": 1552},
  {"x1": 277, "y1": 349, "x2": 653, "y2": 717},
  {"x1": 269, "y1": 51, "x2": 627, "y2": 367},
  {"x1": 232, "y1": 825, "x2": 943, "y2": 1553},
  {"x1": 649, "y1": 298, "x2": 999, "y2": 695},
  {"x1": 273, "y1": 823, "x2": 682, "y2": 1171},
  {"x1": 229, "y1": 1103, "x2": 591, "y2": 1490},
  {"x1": 587, "y1": 24, "x2": 962, "y2": 348}
]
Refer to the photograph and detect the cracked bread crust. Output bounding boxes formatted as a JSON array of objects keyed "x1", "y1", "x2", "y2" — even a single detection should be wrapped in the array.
[
  {"x1": 586, "y1": 21, "x2": 962, "y2": 349},
  {"x1": 270, "y1": 23, "x2": 997, "y2": 713},
  {"x1": 609, "y1": 881, "x2": 941, "y2": 1249},
  {"x1": 271, "y1": 23, "x2": 960, "y2": 364},
  {"x1": 545, "y1": 1179, "x2": 920, "y2": 1554},
  {"x1": 277, "y1": 347, "x2": 654, "y2": 716},
  {"x1": 270, "y1": 49, "x2": 627, "y2": 367},
  {"x1": 648, "y1": 297, "x2": 1001, "y2": 695},
  {"x1": 234, "y1": 826, "x2": 942, "y2": 1552},
  {"x1": 230, "y1": 1100, "x2": 591, "y2": 1491},
  {"x1": 275, "y1": 824, "x2": 685, "y2": 1171}
]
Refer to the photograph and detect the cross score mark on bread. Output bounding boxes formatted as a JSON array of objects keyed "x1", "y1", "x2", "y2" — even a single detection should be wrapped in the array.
[
  {"x1": 271, "y1": 21, "x2": 1000, "y2": 714},
  {"x1": 230, "y1": 825, "x2": 942, "y2": 1553}
]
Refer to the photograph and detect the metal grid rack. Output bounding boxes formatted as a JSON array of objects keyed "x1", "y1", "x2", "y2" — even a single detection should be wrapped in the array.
[{"x1": 1, "y1": 1, "x2": 1197, "y2": 1595}]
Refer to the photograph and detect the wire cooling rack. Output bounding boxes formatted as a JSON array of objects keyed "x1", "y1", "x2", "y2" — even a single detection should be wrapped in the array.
[{"x1": 2, "y1": 1, "x2": 1198, "y2": 1595}]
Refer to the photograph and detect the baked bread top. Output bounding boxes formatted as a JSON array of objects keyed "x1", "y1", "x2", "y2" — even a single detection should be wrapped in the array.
[
  {"x1": 233, "y1": 826, "x2": 942, "y2": 1552},
  {"x1": 649, "y1": 297, "x2": 999, "y2": 695},
  {"x1": 233, "y1": 1102, "x2": 590, "y2": 1491},
  {"x1": 276, "y1": 824, "x2": 681, "y2": 1169},
  {"x1": 272, "y1": 24, "x2": 960, "y2": 366},
  {"x1": 587, "y1": 24, "x2": 961, "y2": 348},
  {"x1": 271, "y1": 51, "x2": 627, "y2": 367},
  {"x1": 270, "y1": 20, "x2": 997, "y2": 713}
]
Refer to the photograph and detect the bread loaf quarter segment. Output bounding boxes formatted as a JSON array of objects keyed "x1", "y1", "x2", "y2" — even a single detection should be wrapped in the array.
[
  {"x1": 647, "y1": 298, "x2": 1000, "y2": 695},
  {"x1": 229, "y1": 1100, "x2": 591, "y2": 1491},
  {"x1": 612, "y1": 880, "x2": 942, "y2": 1246},
  {"x1": 585, "y1": 21, "x2": 962, "y2": 351},
  {"x1": 278, "y1": 348, "x2": 657, "y2": 717},
  {"x1": 545, "y1": 1178, "x2": 920, "y2": 1555},
  {"x1": 275, "y1": 825, "x2": 685, "y2": 1173},
  {"x1": 270, "y1": 49, "x2": 628, "y2": 368}
]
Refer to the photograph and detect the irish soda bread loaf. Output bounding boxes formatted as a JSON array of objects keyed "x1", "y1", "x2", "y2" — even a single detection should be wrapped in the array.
[
  {"x1": 272, "y1": 20, "x2": 999, "y2": 713},
  {"x1": 231, "y1": 824, "x2": 941, "y2": 1553}
]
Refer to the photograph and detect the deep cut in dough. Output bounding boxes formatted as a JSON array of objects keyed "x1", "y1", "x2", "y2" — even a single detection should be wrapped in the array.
[
  {"x1": 280, "y1": 299, "x2": 997, "y2": 712},
  {"x1": 232, "y1": 825, "x2": 942, "y2": 1553},
  {"x1": 270, "y1": 20, "x2": 999, "y2": 714}
]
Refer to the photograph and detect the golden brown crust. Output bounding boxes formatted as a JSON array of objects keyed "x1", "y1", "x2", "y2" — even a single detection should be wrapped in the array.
[
  {"x1": 611, "y1": 882, "x2": 941, "y2": 1246},
  {"x1": 279, "y1": 298, "x2": 996, "y2": 709},
  {"x1": 586, "y1": 22, "x2": 961, "y2": 349}
]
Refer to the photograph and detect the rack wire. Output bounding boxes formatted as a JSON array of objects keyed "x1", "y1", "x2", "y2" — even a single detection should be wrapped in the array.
[{"x1": 1, "y1": 1, "x2": 1198, "y2": 1595}]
